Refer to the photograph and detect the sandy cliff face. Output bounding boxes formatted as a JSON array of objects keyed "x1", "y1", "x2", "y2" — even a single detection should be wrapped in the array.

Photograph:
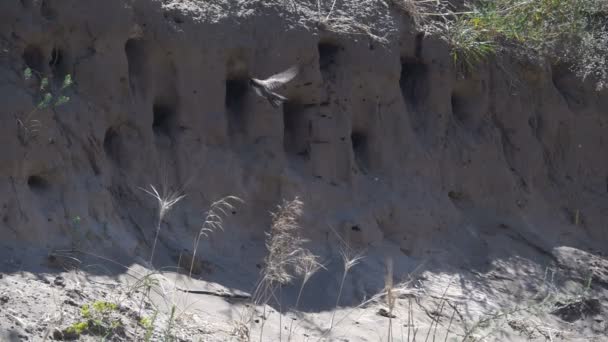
[
  {"x1": 0, "y1": 0, "x2": 607, "y2": 316},
  {"x1": 1, "y1": 1, "x2": 608, "y2": 341}
]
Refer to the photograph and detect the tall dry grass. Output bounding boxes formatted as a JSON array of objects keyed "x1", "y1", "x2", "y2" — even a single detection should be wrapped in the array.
[
  {"x1": 140, "y1": 184, "x2": 185, "y2": 266},
  {"x1": 189, "y1": 196, "x2": 243, "y2": 278}
]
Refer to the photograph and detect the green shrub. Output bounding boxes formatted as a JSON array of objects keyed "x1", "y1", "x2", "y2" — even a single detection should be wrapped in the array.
[
  {"x1": 67, "y1": 301, "x2": 121, "y2": 338},
  {"x1": 419, "y1": 0, "x2": 608, "y2": 87}
]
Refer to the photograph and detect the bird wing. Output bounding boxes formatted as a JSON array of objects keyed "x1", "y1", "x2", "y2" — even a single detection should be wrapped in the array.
[
  {"x1": 258, "y1": 65, "x2": 299, "y2": 90},
  {"x1": 252, "y1": 82, "x2": 265, "y2": 97}
]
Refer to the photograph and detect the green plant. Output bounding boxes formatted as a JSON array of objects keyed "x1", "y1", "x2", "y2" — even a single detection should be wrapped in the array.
[
  {"x1": 91, "y1": 301, "x2": 117, "y2": 314},
  {"x1": 142, "y1": 311, "x2": 158, "y2": 342},
  {"x1": 80, "y1": 303, "x2": 91, "y2": 319},
  {"x1": 442, "y1": 16, "x2": 496, "y2": 73},
  {"x1": 66, "y1": 300, "x2": 121, "y2": 338},
  {"x1": 65, "y1": 321, "x2": 88, "y2": 335},
  {"x1": 131, "y1": 272, "x2": 160, "y2": 339},
  {"x1": 414, "y1": 0, "x2": 608, "y2": 87},
  {"x1": 164, "y1": 305, "x2": 177, "y2": 342},
  {"x1": 17, "y1": 68, "x2": 73, "y2": 143}
]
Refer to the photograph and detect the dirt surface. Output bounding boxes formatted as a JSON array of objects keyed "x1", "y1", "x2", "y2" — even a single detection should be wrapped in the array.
[{"x1": 1, "y1": 0, "x2": 608, "y2": 341}]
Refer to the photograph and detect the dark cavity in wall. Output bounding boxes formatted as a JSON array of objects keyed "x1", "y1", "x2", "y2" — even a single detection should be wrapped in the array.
[
  {"x1": 225, "y1": 78, "x2": 249, "y2": 136},
  {"x1": 351, "y1": 131, "x2": 369, "y2": 172},
  {"x1": 414, "y1": 32, "x2": 425, "y2": 59},
  {"x1": 399, "y1": 57, "x2": 429, "y2": 112},
  {"x1": 124, "y1": 39, "x2": 147, "y2": 96},
  {"x1": 451, "y1": 92, "x2": 470, "y2": 125},
  {"x1": 152, "y1": 99, "x2": 177, "y2": 138},
  {"x1": 27, "y1": 175, "x2": 50, "y2": 194},
  {"x1": 20, "y1": 0, "x2": 32, "y2": 9},
  {"x1": 283, "y1": 102, "x2": 310, "y2": 158},
  {"x1": 23, "y1": 45, "x2": 45, "y2": 73},
  {"x1": 41, "y1": 0, "x2": 57, "y2": 20},
  {"x1": 49, "y1": 47, "x2": 68, "y2": 84},
  {"x1": 103, "y1": 126, "x2": 121, "y2": 164},
  {"x1": 318, "y1": 41, "x2": 341, "y2": 76}
]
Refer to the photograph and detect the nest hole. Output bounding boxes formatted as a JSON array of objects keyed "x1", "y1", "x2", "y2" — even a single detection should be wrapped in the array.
[
  {"x1": 400, "y1": 57, "x2": 429, "y2": 110},
  {"x1": 451, "y1": 93, "x2": 471, "y2": 124},
  {"x1": 225, "y1": 78, "x2": 249, "y2": 136},
  {"x1": 41, "y1": 0, "x2": 57, "y2": 20},
  {"x1": 49, "y1": 47, "x2": 68, "y2": 83},
  {"x1": 20, "y1": 0, "x2": 32, "y2": 8},
  {"x1": 283, "y1": 102, "x2": 310, "y2": 158},
  {"x1": 351, "y1": 131, "x2": 369, "y2": 171},
  {"x1": 27, "y1": 175, "x2": 50, "y2": 194},
  {"x1": 103, "y1": 126, "x2": 121, "y2": 163},
  {"x1": 152, "y1": 100, "x2": 177, "y2": 137},
  {"x1": 318, "y1": 42, "x2": 341, "y2": 75},
  {"x1": 125, "y1": 38, "x2": 147, "y2": 94}
]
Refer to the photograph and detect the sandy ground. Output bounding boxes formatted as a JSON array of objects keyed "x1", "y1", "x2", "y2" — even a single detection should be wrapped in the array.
[{"x1": 1, "y1": 244, "x2": 607, "y2": 341}]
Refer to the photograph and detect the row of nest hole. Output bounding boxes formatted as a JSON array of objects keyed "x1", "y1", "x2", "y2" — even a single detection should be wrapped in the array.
[
  {"x1": 222, "y1": 41, "x2": 370, "y2": 167},
  {"x1": 25, "y1": 38, "x2": 455, "y2": 193},
  {"x1": 400, "y1": 56, "x2": 480, "y2": 126},
  {"x1": 123, "y1": 38, "x2": 369, "y2": 170}
]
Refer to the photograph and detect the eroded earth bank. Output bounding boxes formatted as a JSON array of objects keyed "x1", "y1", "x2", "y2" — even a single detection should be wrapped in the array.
[{"x1": 1, "y1": 0, "x2": 607, "y2": 341}]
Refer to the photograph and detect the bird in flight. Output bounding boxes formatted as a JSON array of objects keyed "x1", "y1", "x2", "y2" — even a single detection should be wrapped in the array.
[{"x1": 250, "y1": 65, "x2": 299, "y2": 108}]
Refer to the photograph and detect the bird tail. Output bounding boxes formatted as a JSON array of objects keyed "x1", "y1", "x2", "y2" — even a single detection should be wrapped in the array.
[{"x1": 269, "y1": 92, "x2": 288, "y2": 108}]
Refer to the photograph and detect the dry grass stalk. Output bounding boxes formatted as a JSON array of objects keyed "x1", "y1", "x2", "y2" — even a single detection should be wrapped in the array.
[
  {"x1": 254, "y1": 198, "x2": 307, "y2": 300},
  {"x1": 384, "y1": 258, "x2": 396, "y2": 341},
  {"x1": 288, "y1": 253, "x2": 325, "y2": 341},
  {"x1": 189, "y1": 195, "x2": 243, "y2": 278},
  {"x1": 443, "y1": 307, "x2": 456, "y2": 342},
  {"x1": 424, "y1": 278, "x2": 452, "y2": 342},
  {"x1": 317, "y1": 257, "x2": 427, "y2": 341},
  {"x1": 250, "y1": 197, "x2": 318, "y2": 341},
  {"x1": 140, "y1": 185, "x2": 186, "y2": 266},
  {"x1": 328, "y1": 235, "x2": 365, "y2": 332}
]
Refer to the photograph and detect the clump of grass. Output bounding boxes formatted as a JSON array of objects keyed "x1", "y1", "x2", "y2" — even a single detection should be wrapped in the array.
[
  {"x1": 248, "y1": 197, "x2": 321, "y2": 341},
  {"x1": 439, "y1": 16, "x2": 496, "y2": 73},
  {"x1": 130, "y1": 272, "x2": 161, "y2": 338},
  {"x1": 64, "y1": 300, "x2": 122, "y2": 339},
  {"x1": 257, "y1": 198, "x2": 307, "y2": 289},
  {"x1": 189, "y1": 195, "x2": 243, "y2": 278},
  {"x1": 413, "y1": 0, "x2": 608, "y2": 87},
  {"x1": 140, "y1": 311, "x2": 158, "y2": 342}
]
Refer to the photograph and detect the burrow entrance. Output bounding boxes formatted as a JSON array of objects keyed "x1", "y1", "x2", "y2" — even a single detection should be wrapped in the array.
[
  {"x1": 399, "y1": 57, "x2": 429, "y2": 111},
  {"x1": 152, "y1": 99, "x2": 177, "y2": 138},
  {"x1": 283, "y1": 102, "x2": 310, "y2": 158}
]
